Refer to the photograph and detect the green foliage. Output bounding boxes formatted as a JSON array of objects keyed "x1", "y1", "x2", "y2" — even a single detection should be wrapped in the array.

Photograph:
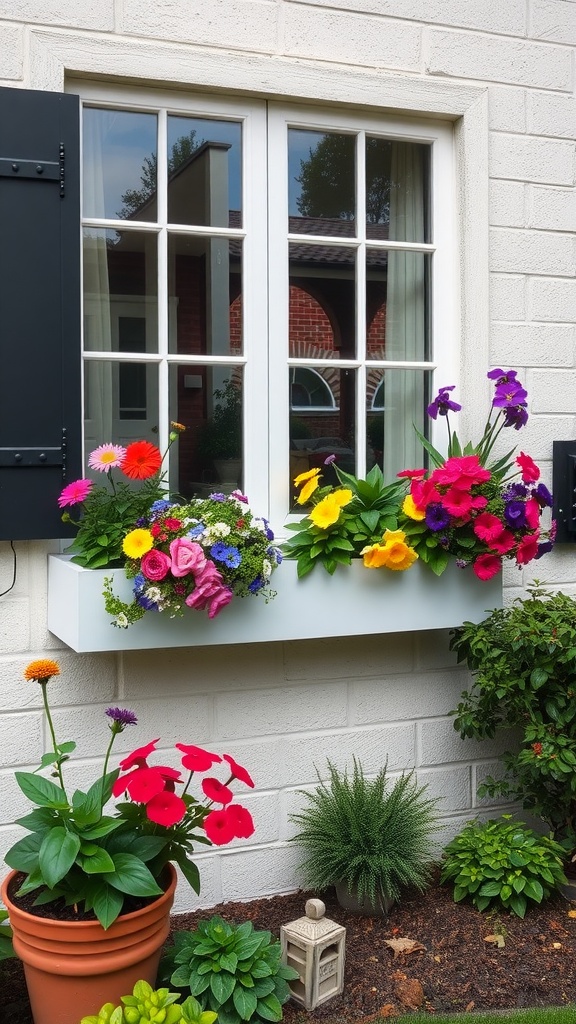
[
  {"x1": 283, "y1": 463, "x2": 406, "y2": 577},
  {"x1": 80, "y1": 980, "x2": 217, "y2": 1024},
  {"x1": 197, "y1": 380, "x2": 242, "y2": 460},
  {"x1": 440, "y1": 816, "x2": 567, "y2": 918},
  {"x1": 449, "y1": 585, "x2": 576, "y2": 850},
  {"x1": 160, "y1": 917, "x2": 299, "y2": 1024},
  {"x1": 64, "y1": 476, "x2": 166, "y2": 569},
  {"x1": 289, "y1": 758, "x2": 440, "y2": 906},
  {"x1": 0, "y1": 906, "x2": 15, "y2": 960}
]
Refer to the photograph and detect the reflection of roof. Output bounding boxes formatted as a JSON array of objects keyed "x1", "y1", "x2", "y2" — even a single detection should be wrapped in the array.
[{"x1": 288, "y1": 215, "x2": 390, "y2": 241}]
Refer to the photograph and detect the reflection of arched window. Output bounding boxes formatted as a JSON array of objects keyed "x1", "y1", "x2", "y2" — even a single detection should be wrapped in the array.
[
  {"x1": 290, "y1": 367, "x2": 336, "y2": 410},
  {"x1": 371, "y1": 379, "x2": 385, "y2": 410}
]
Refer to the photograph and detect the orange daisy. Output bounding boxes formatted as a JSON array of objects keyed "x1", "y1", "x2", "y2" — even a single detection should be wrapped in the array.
[
  {"x1": 24, "y1": 659, "x2": 60, "y2": 682},
  {"x1": 121, "y1": 441, "x2": 162, "y2": 480}
]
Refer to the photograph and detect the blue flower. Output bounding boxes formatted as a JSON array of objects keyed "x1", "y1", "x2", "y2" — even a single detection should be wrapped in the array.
[
  {"x1": 223, "y1": 546, "x2": 241, "y2": 568},
  {"x1": 188, "y1": 523, "x2": 206, "y2": 538},
  {"x1": 533, "y1": 483, "x2": 553, "y2": 508},
  {"x1": 249, "y1": 577, "x2": 264, "y2": 593},
  {"x1": 209, "y1": 492, "x2": 226, "y2": 502},
  {"x1": 210, "y1": 542, "x2": 230, "y2": 562},
  {"x1": 150, "y1": 499, "x2": 174, "y2": 517},
  {"x1": 504, "y1": 483, "x2": 528, "y2": 500},
  {"x1": 268, "y1": 546, "x2": 283, "y2": 564},
  {"x1": 504, "y1": 500, "x2": 528, "y2": 530},
  {"x1": 133, "y1": 574, "x2": 146, "y2": 593},
  {"x1": 136, "y1": 592, "x2": 159, "y2": 611}
]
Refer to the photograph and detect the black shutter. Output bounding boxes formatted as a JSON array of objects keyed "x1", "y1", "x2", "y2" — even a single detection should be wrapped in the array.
[{"x1": 0, "y1": 86, "x2": 81, "y2": 540}]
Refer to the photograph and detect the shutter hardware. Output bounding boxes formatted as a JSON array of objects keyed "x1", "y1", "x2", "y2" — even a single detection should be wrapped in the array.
[
  {"x1": 0, "y1": 144, "x2": 65, "y2": 196},
  {"x1": 0, "y1": 428, "x2": 69, "y2": 476}
]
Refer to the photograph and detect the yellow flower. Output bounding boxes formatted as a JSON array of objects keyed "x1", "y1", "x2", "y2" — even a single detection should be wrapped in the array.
[
  {"x1": 332, "y1": 488, "x2": 353, "y2": 508},
  {"x1": 24, "y1": 659, "x2": 60, "y2": 683},
  {"x1": 170, "y1": 421, "x2": 186, "y2": 432},
  {"x1": 361, "y1": 529, "x2": 418, "y2": 572},
  {"x1": 360, "y1": 543, "x2": 389, "y2": 568},
  {"x1": 294, "y1": 467, "x2": 321, "y2": 487},
  {"x1": 309, "y1": 493, "x2": 344, "y2": 529},
  {"x1": 402, "y1": 494, "x2": 426, "y2": 521},
  {"x1": 295, "y1": 468, "x2": 322, "y2": 505},
  {"x1": 123, "y1": 528, "x2": 154, "y2": 559}
]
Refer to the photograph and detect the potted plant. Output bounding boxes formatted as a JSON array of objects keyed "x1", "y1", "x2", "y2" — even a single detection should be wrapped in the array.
[
  {"x1": 289, "y1": 758, "x2": 439, "y2": 915},
  {"x1": 1, "y1": 659, "x2": 256, "y2": 1024},
  {"x1": 449, "y1": 585, "x2": 576, "y2": 860},
  {"x1": 196, "y1": 379, "x2": 243, "y2": 487}
]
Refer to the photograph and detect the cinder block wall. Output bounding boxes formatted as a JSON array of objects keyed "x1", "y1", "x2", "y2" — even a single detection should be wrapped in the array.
[{"x1": 0, "y1": 0, "x2": 575, "y2": 910}]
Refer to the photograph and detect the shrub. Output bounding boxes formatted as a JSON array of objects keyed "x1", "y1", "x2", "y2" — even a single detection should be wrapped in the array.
[
  {"x1": 290, "y1": 758, "x2": 440, "y2": 907},
  {"x1": 0, "y1": 906, "x2": 14, "y2": 961},
  {"x1": 440, "y1": 816, "x2": 567, "y2": 918},
  {"x1": 80, "y1": 981, "x2": 216, "y2": 1024},
  {"x1": 160, "y1": 917, "x2": 298, "y2": 1024},
  {"x1": 450, "y1": 585, "x2": 576, "y2": 852}
]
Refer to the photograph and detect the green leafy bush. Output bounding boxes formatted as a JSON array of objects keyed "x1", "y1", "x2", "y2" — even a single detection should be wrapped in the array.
[
  {"x1": 160, "y1": 917, "x2": 298, "y2": 1024},
  {"x1": 290, "y1": 758, "x2": 440, "y2": 907},
  {"x1": 450, "y1": 585, "x2": 576, "y2": 851},
  {"x1": 440, "y1": 816, "x2": 567, "y2": 918},
  {"x1": 80, "y1": 980, "x2": 217, "y2": 1024}
]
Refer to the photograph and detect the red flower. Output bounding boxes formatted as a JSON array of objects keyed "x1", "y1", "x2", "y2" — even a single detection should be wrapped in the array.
[
  {"x1": 163, "y1": 518, "x2": 182, "y2": 531},
  {"x1": 516, "y1": 451, "x2": 540, "y2": 484},
  {"x1": 202, "y1": 777, "x2": 233, "y2": 804},
  {"x1": 516, "y1": 531, "x2": 540, "y2": 565},
  {"x1": 397, "y1": 468, "x2": 427, "y2": 479},
  {"x1": 223, "y1": 754, "x2": 255, "y2": 789},
  {"x1": 225, "y1": 804, "x2": 255, "y2": 839},
  {"x1": 432, "y1": 455, "x2": 490, "y2": 488},
  {"x1": 532, "y1": 742, "x2": 543, "y2": 756},
  {"x1": 121, "y1": 441, "x2": 162, "y2": 480},
  {"x1": 489, "y1": 529, "x2": 516, "y2": 555},
  {"x1": 118, "y1": 738, "x2": 160, "y2": 771},
  {"x1": 204, "y1": 808, "x2": 236, "y2": 845},
  {"x1": 117, "y1": 766, "x2": 167, "y2": 803},
  {"x1": 441, "y1": 488, "x2": 473, "y2": 517},
  {"x1": 176, "y1": 743, "x2": 222, "y2": 772},
  {"x1": 472, "y1": 553, "x2": 502, "y2": 580},
  {"x1": 145, "y1": 790, "x2": 187, "y2": 827},
  {"x1": 525, "y1": 497, "x2": 541, "y2": 531},
  {"x1": 474, "y1": 512, "x2": 505, "y2": 544},
  {"x1": 411, "y1": 477, "x2": 441, "y2": 509}
]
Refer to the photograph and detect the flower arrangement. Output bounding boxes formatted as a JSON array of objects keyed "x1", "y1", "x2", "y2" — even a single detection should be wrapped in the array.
[
  {"x1": 398, "y1": 369, "x2": 555, "y2": 578},
  {"x1": 5, "y1": 660, "x2": 256, "y2": 930},
  {"x1": 103, "y1": 491, "x2": 281, "y2": 627}
]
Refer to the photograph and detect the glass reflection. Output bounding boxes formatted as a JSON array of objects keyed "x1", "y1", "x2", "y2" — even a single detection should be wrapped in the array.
[
  {"x1": 83, "y1": 107, "x2": 158, "y2": 221},
  {"x1": 366, "y1": 249, "x2": 430, "y2": 362},
  {"x1": 289, "y1": 244, "x2": 356, "y2": 359},
  {"x1": 366, "y1": 368, "x2": 430, "y2": 479},
  {"x1": 366, "y1": 138, "x2": 430, "y2": 243},
  {"x1": 83, "y1": 230, "x2": 158, "y2": 353},
  {"x1": 288, "y1": 129, "x2": 356, "y2": 237},
  {"x1": 83, "y1": 360, "x2": 159, "y2": 470},
  {"x1": 289, "y1": 366, "x2": 356, "y2": 508},
  {"x1": 168, "y1": 235, "x2": 242, "y2": 356},
  {"x1": 168, "y1": 366, "x2": 243, "y2": 499},
  {"x1": 167, "y1": 116, "x2": 242, "y2": 228}
]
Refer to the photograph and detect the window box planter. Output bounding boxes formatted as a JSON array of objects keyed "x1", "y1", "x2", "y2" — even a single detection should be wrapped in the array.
[{"x1": 47, "y1": 554, "x2": 502, "y2": 653}]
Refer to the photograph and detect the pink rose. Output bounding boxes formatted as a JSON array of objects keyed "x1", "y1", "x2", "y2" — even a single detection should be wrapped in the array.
[
  {"x1": 141, "y1": 549, "x2": 172, "y2": 581},
  {"x1": 169, "y1": 538, "x2": 207, "y2": 577},
  {"x1": 207, "y1": 587, "x2": 234, "y2": 618}
]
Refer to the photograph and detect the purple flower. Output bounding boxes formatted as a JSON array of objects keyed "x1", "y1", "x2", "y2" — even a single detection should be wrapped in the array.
[
  {"x1": 487, "y1": 368, "x2": 518, "y2": 384},
  {"x1": 427, "y1": 385, "x2": 462, "y2": 420},
  {"x1": 456, "y1": 558, "x2": 470, "y2": 568},
  {"x1": 503, "y1": 403, "x2": 529, "y2": 429},
  {"x1": 249, "y1": 577, "x2": 264, "y2": 593},
  {"x1": 231, "y1": 490, "x2": 249, "y2": 503},
  {"x1": 105, "y1": 707, "x2": 138, "y2": 732},
  {"x1": 493, "y1": 380, "x2": 528, "y2": 409},
  {"x1": 504, "y1": 500, "x2": 528, "y2": 530},
  {"x1": 268, "y1": 546, "x2": 283, "y2": 564},
  {"x1": 532, "y1": 483, "x2": 553, "y2": 508},
  {"x1": 425, "y1": 502, "x2": 451, "y2": 531},
  {"x1": 209, "y1": 492, "x2": 227, "y2": 502},
  {"x1": 504, "y1": 483, "x2": 528, "y2": 500},
  {"x1": 324, "y1": 454, "x2": 337, "y2": 465},
  {"x1": 535, "y1": 541, "x2": 554, "y2": 559},
  {"x1": 136, "y1": 592, "x2": 159, "y2": 611}
]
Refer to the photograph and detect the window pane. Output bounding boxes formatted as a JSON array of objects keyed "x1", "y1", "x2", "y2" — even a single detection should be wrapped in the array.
[
  {"x1": 289, "y1": 244, "x2": 356, "y2": 359},
  {"x1": 168, "y1": 235, "x2": 242, "y2": 356},
  {"x1": 83, "y1": 108, "x2": 158, "y2": 221},
  {"x1": 366, "y1": 249, "x2": 430, "y2": 362},
  {"x1": 289, "y1": 366, "x2": 356, "y2": 508},
  {"x1": 366, "y1": 368, "x2": 430, "y2": 479},
  {"x1": 83, "y1": 360, "x2": 159, "y2": 460},
  {"x1": 288, "y1": 129, "x2": 356, "y2": 237},
  {"x1": 167, "y1": 115, "x2": 242, "y2": 229},
  {"x1": 83, "y1": 229, "x2": 158, "y2": 353},
  {"x1": 169, "y1": 366, "x2": 243, "y2": 499},
  {"x1": 366, "y1": 138, "x2": 430, "y2": 243}
]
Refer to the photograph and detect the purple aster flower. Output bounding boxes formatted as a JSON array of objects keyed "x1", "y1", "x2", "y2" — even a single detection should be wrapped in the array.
[
  {"x1": 487, "y1": 368, "x2": 518, "y2": 384},
  {"x1": 425, "y1": 502, "x2": 451, "y2": 531},
  {"x1": 136, "y1": 517, "x2": 148, "y2": 527},
  {"x1": 105, "y1": 707, "x2": 138, "y2": 734},
  {"x1": 504, "y1": 500, "x2": 528, "y2": 530},
  {"x1": 532, "y1": 483, "x2": 553, "y2": 508},
  {"x1": 427, "y1": 385, "x2": 462, "y2": 420},
  {"x1": 222, "y1": 546, "x2": 241, "y2": 568},
  {"x1": 504, "y1": 483, "x2": 528, "y2": 500},
  {"x1": 136, "y1": 592, "x2": 159, "y2": 611},
  {"x1": 324, "y1": 454, "x2": 337, "y2": 465},
  {"x1": 493, "y1": 380, "x2": 528, "y2": 409},
  {"x1": 535, "y1": 541, "x2": 554, "y2": 559},
  {"x1": 456, "y1": 558, "x2": 470, "y2": 568},
  {"x1": 209, "y1": 492, "x2": 227, "y2": 502},
  {"x1": 503, "y1": 403, "x2": 529, "y2": 429},
  {"x1": 210, "y1": 542, "x2": 230, "y2": 562},
  {"x1": 133, "y1": 574, "x2": 146, "y2": 593},
  {"x1": 268, "y1": 546, "x2": 283, "y2": 564},
  {"x1": 249, "y1": 577, "x2": 264, "y2": 593}
]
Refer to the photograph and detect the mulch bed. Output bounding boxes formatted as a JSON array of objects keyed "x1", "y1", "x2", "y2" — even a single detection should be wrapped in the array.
[{"x1": 4, "y1": 871, "x2": 576, "y2": 1022}]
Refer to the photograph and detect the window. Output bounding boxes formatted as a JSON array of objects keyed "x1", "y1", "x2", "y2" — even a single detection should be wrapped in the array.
[{"x1": 79, "y1": 85, "x2": 456, "y2": 525}]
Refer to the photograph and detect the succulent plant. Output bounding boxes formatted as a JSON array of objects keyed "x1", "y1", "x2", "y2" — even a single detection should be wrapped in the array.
[{"x1": 79, "y1": 981, "x2": 217, "y2": 1024}]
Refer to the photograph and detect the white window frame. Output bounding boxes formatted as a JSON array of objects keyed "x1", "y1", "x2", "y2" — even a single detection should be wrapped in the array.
[{"x1": 76, "y1": 82, "x2": 458, "y2": 530}]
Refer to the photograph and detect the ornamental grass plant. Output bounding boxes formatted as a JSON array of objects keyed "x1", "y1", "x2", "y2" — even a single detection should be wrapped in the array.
[{"x1": 289, "y1": 759, "x2": 440, "y2": 909}]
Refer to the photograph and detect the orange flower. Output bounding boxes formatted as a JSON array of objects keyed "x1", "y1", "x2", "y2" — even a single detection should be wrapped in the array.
[
  {"x1": 121, "y1": 441, "x2": 162, "y2": 480},
  {"x1": 24, "y1": 659, "x2": 60, "y2": 683}
]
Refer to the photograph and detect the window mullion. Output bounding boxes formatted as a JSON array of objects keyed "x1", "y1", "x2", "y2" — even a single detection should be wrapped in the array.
[
  {"x1": 356, "y1": 130, "x2": 367, "y2": 478},
  {"x1": 156, "y1": 108, "x2": 169, "y2": 457}
]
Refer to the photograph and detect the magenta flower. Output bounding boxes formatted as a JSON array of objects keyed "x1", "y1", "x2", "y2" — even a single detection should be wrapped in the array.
[
  {"x1": 58, "y1": 478, "x2": 93, "y2": 508},
  {"x1": 88, "y1": 443, "x2": 127, "y2": 472},
  {"x1": 473, "y1": 553, "x2": 502, "y2": 580},
  {"x1": 141, "y1": 548, "x2": 172, "y2": 581},
  {"x1": 487, "y1": 368, "x2": 518, "y2": 384},
  {"x1": 427, "y1": 385, "x2": 462, "y2": 420},
  {"x1": 493, "y1": 380, "x2": 528, "y2": 409},
  {"x1": 169, "y1": 537, "x2": 207, "y2": 577}
]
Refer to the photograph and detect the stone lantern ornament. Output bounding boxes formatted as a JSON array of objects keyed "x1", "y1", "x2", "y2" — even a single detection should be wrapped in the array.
[{"x1": 280, "y1": 898, "x2": 346, "y2": 1011}]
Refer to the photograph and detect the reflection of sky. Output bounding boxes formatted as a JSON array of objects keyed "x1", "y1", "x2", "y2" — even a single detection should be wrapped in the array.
[{"x1": 288, "y1": 129, "x2": 326, "y2": 216}]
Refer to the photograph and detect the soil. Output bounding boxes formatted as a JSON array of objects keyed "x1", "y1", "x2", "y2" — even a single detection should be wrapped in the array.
[{"x1": 3, "y1": 871, "x2": 576, "y2": 1023}]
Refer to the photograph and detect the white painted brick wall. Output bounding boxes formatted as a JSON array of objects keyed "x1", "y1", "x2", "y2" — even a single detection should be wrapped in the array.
[{"x1": 0, "y1": 0, "x2": 575, "y2": 909}]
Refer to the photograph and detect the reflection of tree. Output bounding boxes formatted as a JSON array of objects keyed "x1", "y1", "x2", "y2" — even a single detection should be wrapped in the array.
[
  {"x1": 118, "y1": 130, "x2": 202, "y2": 218},
  {"x1": 296, "y1": 135, "x2": 392, "y2": 224}
]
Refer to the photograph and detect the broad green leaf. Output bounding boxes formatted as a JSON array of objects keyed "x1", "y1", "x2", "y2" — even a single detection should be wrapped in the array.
[
  {"x1": 174, "y1": 852, "x2": 201, "y2": 895},
  {"x1": 210, "y1": 971, "x2": 236, "y2": 1004},
  {"x1": 255, "y1": 993, "x2": 283, "y2": 1022},
  {"x1": 78, "y1": 847, "x2": 116, "y2": 874},
  {"x1": 4, "y1": 832, "x2": 44, "y2": 873},
  {"x1": 39, "y1": 828, "x2": 81, "y2": 888},
  {"x1": 108, "y1": 853, "x2": 163, "y2": 897},
  {"x1": 233, "y1": 985, "x2": 258, "y2": 1021},
  {"x1": 15, "y1": 772, "x2": 68, "y2": 809},
  {"x1": 93, "y1": 883, "x2": 124, "y2": 930}
]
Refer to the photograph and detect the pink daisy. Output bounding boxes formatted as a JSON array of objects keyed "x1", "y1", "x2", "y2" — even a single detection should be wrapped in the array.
[
  {"x1": 58, "y1": 479, "x2": 93, "y2": 508},
  {"x1": 88, "y1": 443, "x2": 127, "y2": 473}
]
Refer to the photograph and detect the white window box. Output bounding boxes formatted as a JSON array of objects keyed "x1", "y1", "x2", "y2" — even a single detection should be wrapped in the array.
[{"x1": 47, "y1": 554, "x2": 502, "y2": 653}]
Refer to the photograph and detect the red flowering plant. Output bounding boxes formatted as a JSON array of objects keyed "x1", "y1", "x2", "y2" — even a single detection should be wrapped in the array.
[
  {"x1": 59, "y1": 429, "x2": 185, "y2": 569},
  {"x1": 397, "y1": 369, "x2": 555, "y2": 579},
  {"x1": 5, "y1": 659, "x2": 255, "y2": 930}
]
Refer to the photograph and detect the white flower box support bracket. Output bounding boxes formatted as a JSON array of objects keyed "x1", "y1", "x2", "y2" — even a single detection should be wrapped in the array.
[{"x1": 47, "y1": 554, "x2": 502, "y2": 653}]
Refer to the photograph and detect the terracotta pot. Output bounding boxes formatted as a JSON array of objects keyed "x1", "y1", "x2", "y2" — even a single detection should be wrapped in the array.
[
  {"x1": 1, "y1": 864, "x2": 177, "y2": 1024},
  {"x1": 335, "y1": 881, "x2": 394, "y2": 917}
]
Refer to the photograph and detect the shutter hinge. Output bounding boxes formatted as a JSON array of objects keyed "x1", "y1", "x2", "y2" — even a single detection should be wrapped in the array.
[
  {"x1": 0, "y1": 428, "x2": 69, "y2": 476},
  {"x1": 0, "y1": 143, "x2": 65, "y2": 196}
]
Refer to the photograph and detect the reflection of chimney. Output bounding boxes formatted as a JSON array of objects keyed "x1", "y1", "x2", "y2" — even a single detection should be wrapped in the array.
[{"x1": 168, "y1": 141, "x2": 231, "y2": 227}]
